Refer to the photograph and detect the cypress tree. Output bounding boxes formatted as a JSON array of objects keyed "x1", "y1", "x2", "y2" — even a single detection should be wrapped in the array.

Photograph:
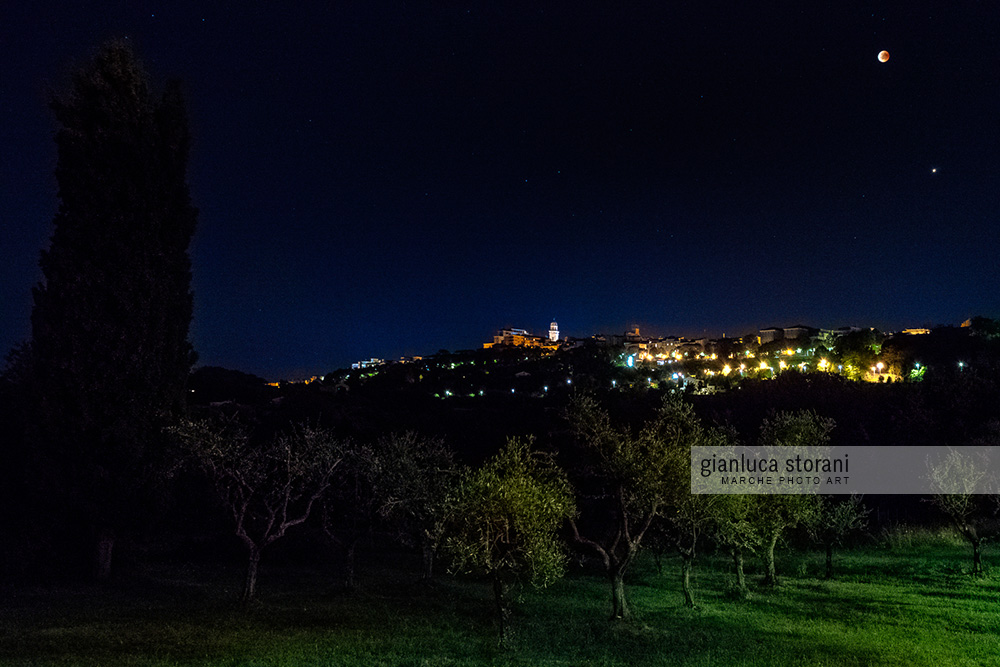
[{"x1": 29, "y1": 41, "x2": 197, "y2": 579}]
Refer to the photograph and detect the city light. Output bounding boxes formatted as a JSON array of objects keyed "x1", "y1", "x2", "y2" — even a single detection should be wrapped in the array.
[{"x1": 334, "y1": 321, "x2": 978, "y2": 396}]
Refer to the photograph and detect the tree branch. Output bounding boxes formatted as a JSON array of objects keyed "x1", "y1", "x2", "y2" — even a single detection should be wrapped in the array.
[{"x1": 567, "y1": 517, "x2": 610, "y2": 570}]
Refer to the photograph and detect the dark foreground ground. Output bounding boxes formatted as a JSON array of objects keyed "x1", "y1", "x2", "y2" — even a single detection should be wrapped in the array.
[{"x1": 2, "y1": 533, "x2": 999, "y2": 666}]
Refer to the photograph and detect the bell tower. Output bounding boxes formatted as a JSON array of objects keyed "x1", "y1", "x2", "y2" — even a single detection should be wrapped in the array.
[{"x1": 549, "y1": 320, "x2": 559, "y2": 342}]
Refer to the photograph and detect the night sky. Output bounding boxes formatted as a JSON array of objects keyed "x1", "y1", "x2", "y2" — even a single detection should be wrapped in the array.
[{"x1": 3, "y1": 2, "x2": 998, "y2": 380}]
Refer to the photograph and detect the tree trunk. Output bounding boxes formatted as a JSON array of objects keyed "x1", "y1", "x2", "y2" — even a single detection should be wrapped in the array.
[
  {"x1": 971, "y1": 538, "x2": 983, "y2": 575},
  {"x1": 825, "y1": 542, "x2": 834, "y2": 579},
  {"x1": 420, "y1": 538, "x2": 436, "y2": 580},
  {"x1": 761, "y1": 532, "x2": 779, "y2": 587},
  {"x1": 94, "y1": 528, "x2": 115, "y2": 581},
  {"x1": 343, "y1": 539, "x2": 357, "y2": 591},
  {"x1": 610, "y1": 566, "x2": 630, "y2": 620},
  {"x1": 493, "y1": 574, "x2": 511, "y2": 645},
  {"x1": 680, "y1": 553, "x2": 695, "y2": 607},
  {"x1": 243, "y1": 547, "x2": 261, "y2": 602},
  {"x1": 732, "y1": 546, "x2": 749, "y2": 598}
]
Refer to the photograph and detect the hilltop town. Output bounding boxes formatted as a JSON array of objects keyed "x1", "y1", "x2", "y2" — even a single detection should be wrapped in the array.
[{"x1": 261, "y1": 317, "x2": 1000, "y2": 398}]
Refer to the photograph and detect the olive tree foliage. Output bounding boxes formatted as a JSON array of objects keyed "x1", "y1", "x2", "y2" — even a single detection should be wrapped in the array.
[
  {"x1": 170, "y1": 418, "x2": 343, "y2": 601},
  {"x1": 565, "y1": 393, "x2": 694, "y2": 619},
  {"x1": 927, "y1": 447, "x2": 1000, "y2": 575},
  {"x1": 374, "y1": 432, "x2": 458, "y2": 580},
  {"x1": 28, "y1": 40, "x2": 197, "y2": 579},
  {"x1": 445, "y1": 437, "x2": 574, "y2": 644},
  {"x1": 806, "y1": 494, "x2": 869, "y2": 579},
  {"x1": 751, "y1": 411, "x2": 830, "y2": 587}
]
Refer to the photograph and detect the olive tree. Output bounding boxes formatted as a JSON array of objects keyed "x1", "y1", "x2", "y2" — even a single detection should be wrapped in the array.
[
  {"x1": 320, "y1": 442, "x2": 380, "y2": 591},
  {"x1": 566, "y1": 394, "x2": 696, "y2": 618},
  {"x1": 375, "y1": 432, "x2": 458, "y2": 580},
  {"x1": 927, "y1": 448, "x2": 1000, "y2": 575},
  {"x1": 171, "y1": 418, "x2": 343, "y2": 601},
  {"x1": 806, "y1": 494, "x2": 869, "y2": 579},
  {"x1": 658, "y1": 400, "x2": 732, "y2": 608},
  {"x1": 689, "y1": 432, "x2": 759, "y2": 599},
  {"x1": 319, "y1": 432, "x2": 459, "y2": 588},
  {"x1": 713, "y1": 493, "x2": 761, "y2": 598},
  {"x1": 752, "y1": 411, "x2": 830, "y2": 587},
  {"x1": 445, "y1": 436, "x2": 574, "y2": 644}
]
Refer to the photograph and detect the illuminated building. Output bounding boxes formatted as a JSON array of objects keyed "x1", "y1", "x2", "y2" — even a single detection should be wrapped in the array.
[
  {"x1": 484, "y1": 327, "x2": 560, "y2": 350},
  {"x1": 758, "y1": 327, "x2": 783, "y2": 344},
  {"x1": 783, "y1": 324, "x2": 818, "y2": 340}
]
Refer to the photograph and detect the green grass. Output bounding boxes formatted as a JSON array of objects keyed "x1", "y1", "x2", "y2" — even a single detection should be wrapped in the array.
[{"x1": 2, "y1": 542, "x2": 999, "y2": 666}]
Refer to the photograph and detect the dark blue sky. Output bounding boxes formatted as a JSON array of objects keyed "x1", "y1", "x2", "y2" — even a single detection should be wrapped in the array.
[{"x1": 3, "y1": 2, "x2": 998, "y2": 379}]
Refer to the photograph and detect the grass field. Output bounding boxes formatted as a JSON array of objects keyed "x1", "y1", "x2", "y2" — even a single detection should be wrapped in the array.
[{"x1": 2, "y1": 537, "x2": 999, "y2": 666}]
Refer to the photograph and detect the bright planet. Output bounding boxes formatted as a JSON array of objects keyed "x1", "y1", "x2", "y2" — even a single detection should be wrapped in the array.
[{"x1": 878, "y1": 50, "x2": 890, "y2": 62}]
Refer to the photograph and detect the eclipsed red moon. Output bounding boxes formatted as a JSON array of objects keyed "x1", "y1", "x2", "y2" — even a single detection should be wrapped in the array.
[{"x1": 878, "y1": 50, "x2": 890, "y2": 63}]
